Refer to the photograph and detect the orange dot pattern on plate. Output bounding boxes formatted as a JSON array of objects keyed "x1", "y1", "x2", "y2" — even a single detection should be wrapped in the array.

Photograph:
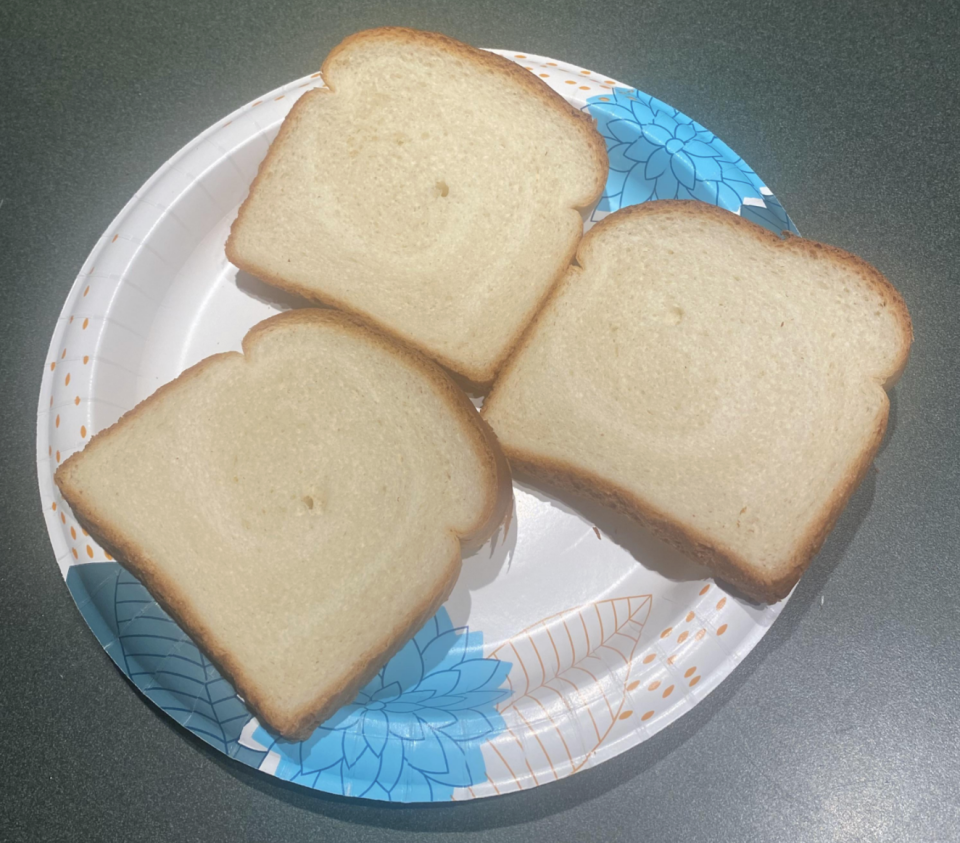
[
  {"x1": 660, "y1": 627, "x2": 672, "y2": 639},
  {"x1": 667, "y1": 654, "x2": 678, "y2": 665},
  {"x1": 598, "y1": 96, "x2": 610, "y2": 102},
  {"x1": 51, "y1": 502, "x2": 57, "y2": 511},
  {"x1": 648, "y1": 680, "x2": 661, "y2": 691},
  {"x1": 565, "y1": 80, "x2": 576, "y2": 85},
  {"x1": 61, "y1": 349, "x2": 67, "y2": 359},
  {"x1": 716, "y1": 597, "x2": 727, "y2": 610},
  {"x1": 662, "y1": 685, "x2": 675, "y2": 698},
  {"x1": 50, "y1": 362, "x2": 56, "y2": 371},
  {"x1": 580, "y1": 69, "x2": 590, "y2": 75},
  {"x1": 700, "y1": 584, "x2": 711, "y2": 595},
  {"x1": 83, "y1": 356, "x2": 90, "y2": 364},
  {"x1": 105, "y1": 552, "x2": 113, "y2": 561},
  {"x1": 619, "y1": 710, "x2": 633, "y2": 720},
  {"x1": 627, "y1": 680, "x2": 640, "y2": 691},
  {"x1": 274, "y1": 95, "x2": 285, "y2": 101},
  {"x1": 677, "y1": 631, "x2": 689, "y2": 644},
  {"x1": 69, "y1": 316, "x2": 74, "y2": 323},
  {"x1": 111, "y1": 234, "x2": 118, "y2": 243},
  {"x1": 641, "y1": 711, "x2": 654, "y2": 721},
  {"x1": 71, "y1": 548, "x2": 78, "y2": 559},
  {"x1": 82, "y1": 318, "x2": 89, "y2": 329},
  {"x1": 689, "y1": 676, "x2": 701, "y2": 687},
  {"x1": 717, "y1": 624, "x2": 728, "y2": 636},
  {"x1": 64, "y1": 373, "x2": 70, "y2": 386},
  {"x1": 684, "y1": 666, "x2": 697, "y2": 678},
  {"x1": 539, "y1": 73, "x2": 549, "y2": 78},
  {"x1": 83, "y1": 286, "x2": 90, "y2": 297},
  {"x1": 82, "y1": 528, "x2": 88, "y2": 536},
  {"x1": 56, "y1": 450, "x2": 61, "y2": 463},
  {"x1": 546, "y1": 62, "x2": 557, "y2": 66},
  {"x1": 60, "y1": 512, "x2": 66, "y2": 524},
  {"x1": 695, "y1": 629, "x2": 706, "y2": 641},
  {"x1": 642, "y1": 653, "x2": 656, "y2": 664},
  {"x1": 579, "y1": 86, "x2": 590, "y2": 90},
  {"x1": 80, "y1": 425, "x2": 87, "y2": 437},
  {"x1": 86, "y1": 545, "x2": 94, "y2": 558},
  {"x1": 70, "y1": 527, "x2": 76, "y2": 540},
  {"x1": 74, "y1": 396, "x2": 80, "y2": 405},
  {"x1": 514, "y1": 54, "x2": 526, "y2": 58},
  {"x1": 55, "y1": 415, "x2": 60, "y2": 428},
  {"x1": 685, "y1": 611, "x2": 695, "y2": 622}
]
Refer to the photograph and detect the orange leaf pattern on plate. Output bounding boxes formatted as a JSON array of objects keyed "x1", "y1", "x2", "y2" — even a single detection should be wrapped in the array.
[{"x1": 481, "y1": 595, "x2": 652, "y2": 791}]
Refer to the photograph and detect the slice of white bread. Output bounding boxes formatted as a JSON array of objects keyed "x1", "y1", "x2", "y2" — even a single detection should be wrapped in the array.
[
  {"x1": 225, "y1": 27, "x2": 608, "y2": 387},
  {"x1": 483, "y1": 201, "x2": 912, "y2": 602},
  {"x1": 55, "y1": 310, "x2": 511, "y2": 739}
]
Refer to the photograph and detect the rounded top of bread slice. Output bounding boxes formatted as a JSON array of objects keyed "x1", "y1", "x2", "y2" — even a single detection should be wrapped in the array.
[
  {"x1": 226, "y1": 27, "x2": 608, "y2": 385},
  {"x1": 484, "y1": 201, "x2": 911, "y2": 602},
  {"x1": 56, "y1": 309, "x2": 511, "y2": 738}
]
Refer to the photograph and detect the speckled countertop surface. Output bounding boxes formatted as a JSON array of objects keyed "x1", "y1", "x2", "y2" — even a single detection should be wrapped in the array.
[{"x1": 1, "y1": 1, "x2": 958, "y2": 840}]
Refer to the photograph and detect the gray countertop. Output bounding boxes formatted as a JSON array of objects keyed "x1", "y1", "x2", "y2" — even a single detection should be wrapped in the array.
[{"x1": 2, "y1": 1, "x2": 958, "y2": 840}]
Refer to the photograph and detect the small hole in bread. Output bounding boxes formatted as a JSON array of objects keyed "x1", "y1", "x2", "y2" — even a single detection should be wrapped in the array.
[
  {"x1": 435, "y1": 180, "x2": 449, "y2": 198},
  {"x1": 302, "y1": 495, "x2": 314, "y2": 510},
  {"x1": 662, "y1": 305, "x2": 684, "y2": 326}
]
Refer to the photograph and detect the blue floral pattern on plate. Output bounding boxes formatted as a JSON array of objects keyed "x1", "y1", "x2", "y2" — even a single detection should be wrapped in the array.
[
  {"x1": 584, "y1": 88, "x2": 798, "y2": 236},
  {"x1": 66, "y1": 563, "x2": 509, "y2": 802},
  {"x1": 251, "y1": 609, "x2": 510, "y2": 801}
]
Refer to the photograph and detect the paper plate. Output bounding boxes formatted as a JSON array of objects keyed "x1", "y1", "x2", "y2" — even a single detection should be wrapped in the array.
[{"x1": 36, "y1": 51, "x2": 797, "y2": 802}]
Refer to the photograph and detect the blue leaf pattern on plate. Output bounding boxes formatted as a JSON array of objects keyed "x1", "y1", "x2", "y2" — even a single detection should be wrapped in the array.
[
  {"x1": 585, "y1": 88, "x2": 798, "y2": 235},
  {"x1": 66, "y1": 563, "x2": 510, "y2": 801},
  {"x1": 66, "y1": 562, "x2": 268, "y2": 768},
  {"x1": 252, "y1": 609, "x2": 511, "y2": 801}
]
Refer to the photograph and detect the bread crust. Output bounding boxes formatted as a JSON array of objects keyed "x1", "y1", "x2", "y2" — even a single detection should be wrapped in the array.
[
  {"x1": 225, "y1": 27, "x2": 609, "y2": 387},
  {"x1": 56, "y1": 308, "x2": 512, "y2": 740},
  {"x1": 484, "y1": 200, "x2": 913, "y2": 603}
]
